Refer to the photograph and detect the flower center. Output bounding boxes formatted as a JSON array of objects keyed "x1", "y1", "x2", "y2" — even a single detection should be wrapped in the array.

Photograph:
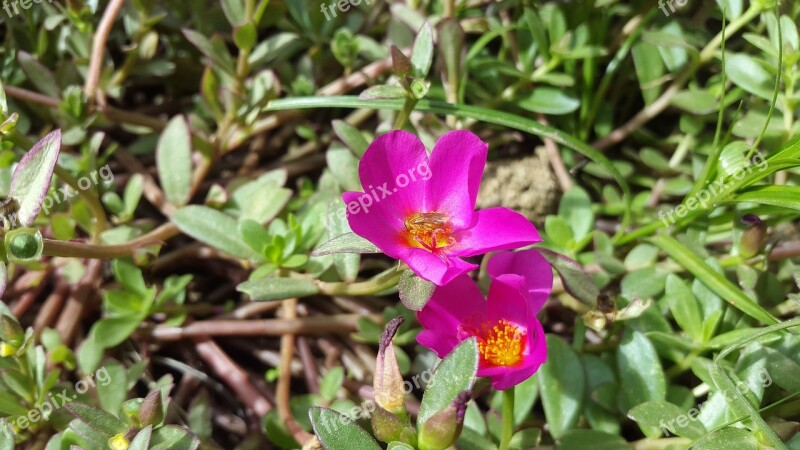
[
  {"x1": 403, "y1": 212, "x2": 455, "y2": 251},
  {"x1": 474, "y1": 319, "x2": 526, "y2": 367}
]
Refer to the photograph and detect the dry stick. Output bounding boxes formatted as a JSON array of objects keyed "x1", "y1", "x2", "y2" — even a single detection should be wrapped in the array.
[
  {"x1": 33, "y1": 282, "x2": 70, "y2": 334},
  {"x1": 537, "y1": 115, "x2": 574, "y2": 192},
  {"x1": 194, "y1": 338, "x2": 272, "y2": 416},
  {"x1": 297, "y1": 337, "x2": 320, "y2": 395},
  {"x1": 768, "y1": 242, "x2": 800, "y2": 261},
  {"x1": 55, "y1": 259, "x2": 102, "y2": 345},
  {"x1": 4, "y1": 85, "x2": 164, "y2": 130},
  {"x1": 149, "y1": 314, "x2": 369, "y2": 341},
  {"x1": 84, "y1": 0, "x2": 127, "y2": 106},
  {"x1": 277, "y1": 299, "x2": 313, "y2": 444}
]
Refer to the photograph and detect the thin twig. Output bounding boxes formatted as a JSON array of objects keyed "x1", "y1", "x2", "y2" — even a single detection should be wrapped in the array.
[
  {"x1": 537, "y1": 115, "x2": 573, "y2": 192},
  {"x1": 277, "y1": 299, "x2": 313, "y2": 444},
  {"x1": 84, "y1": 0, "x2": 127, "y2": 105},
  {"x1": 148, "y1": 314, "x2": 372, "y2": 341},
  {"x1": 55, "y1": 259, "x2": 102, "y2": 345}
]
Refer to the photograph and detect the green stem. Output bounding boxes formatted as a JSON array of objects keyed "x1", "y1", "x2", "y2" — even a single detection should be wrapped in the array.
[
  {"x1": 43, "y1": 222, "x2": 178, "y2": 259},
  {"x1": 498, "y1": 387, "x2": 515, "y2": 450},
  {"x1": 318, "y1": 267, "x2": 403, "y2": 296}
]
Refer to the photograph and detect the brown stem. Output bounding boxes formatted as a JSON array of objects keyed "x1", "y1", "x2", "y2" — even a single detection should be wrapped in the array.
[
  {"x1": 194, "y1": 338, "x2": 271, "y2": 416},
  {"x1": 84, "y1": 0, "x2": 126, "y2": 105},
  {"x1": 277, "y1": 299, "x2": 313, "y2": 445},
  {"x1": 148, "y1": 314, "x2": 371, "y2": 341},
  {"x1": 55, "y1": 259, "x2": 102, "y2": 345}
]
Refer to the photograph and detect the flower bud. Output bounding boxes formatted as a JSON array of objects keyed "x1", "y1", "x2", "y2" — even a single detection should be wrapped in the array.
[
  {"x1": 417, "y1": 391, "x2": 469, "y2": 450},
  {"x1": 374, "y1": 317, "x2": 406, "y2": 418},
  {"x1": 108, "y1": 433, "x2": 129, "y2": 450},
  {"x1": 391, "y1": 45, "x2": 412, "y2": 78},
  {"x1": 138, "y1": 391, "x2": 164, "y2": 427},
  {"x1": 738, "y1": 214, "x2": 766, "y2": 258},
  {"x1": 5, "y1": 228, "x2": 43, "y2": 263},
  {"x1": 0, "y1": 314, "x2": 24, "y2": 347},
  {"x1": 121, "y1": 398, "x2": 144, "y2": 427},
  {"x1": 371, "y1": 404, "x2": 417, "y2": 445}
]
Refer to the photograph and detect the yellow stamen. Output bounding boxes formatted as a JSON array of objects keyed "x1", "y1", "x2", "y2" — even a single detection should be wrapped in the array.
[
  {"x1": 475, "y1": 319, "x2": 526, "y2": 367},
  {"x1": 403, "y1": 212, "x2": 455, "y2": 251}
]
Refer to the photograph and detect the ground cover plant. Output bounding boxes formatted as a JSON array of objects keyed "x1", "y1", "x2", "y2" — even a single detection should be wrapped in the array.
[{"x1": 1, "y1": 0, "x2": 800, "y2": 448}]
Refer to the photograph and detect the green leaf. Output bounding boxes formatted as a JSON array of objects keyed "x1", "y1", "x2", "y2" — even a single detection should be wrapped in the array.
[
  {"x1": 627, "y1": 400, "x2": 706, "y2": 439},
  {"x1": 616, "y1": 329, "x2": 666, "y2": 411},
  {"x1": 537, "y1": 248, "x2": 597, "y2": 306},
  {"x1": 17, "y1": 51, "x2": 60, "y2": 97},
  {"x1": 631, "y1": 42, "x2": 664, "y2": 105},
  {"x1": 0, "y1": 420, "x2": 12, "y2": 450},
  {"x1": 359, "y1": 85, "x2": 408, "y2": 100},
  {"x1": 236, "y1": 277, "x2": 319, "y2": 301},
  {"x1": 92, "y1": 317, "x2": 141, "y2": 348},
  {"x1": 326, "y1": 201, "x2": 360, "y2": 282},
  {"x1": 65, "y1": 402, "x2": 128, "y2": 439},
  {"x1": 664, "y1": 275, "x2": 704, "y2": 342},
  {"x1": 730, "y1": 185, "x2": 800, "y2": 210},
  {"x1": 112, "y1": 259, "x2": 148, "y2": 297},
  {"x1": 518, "y1": 88, "x2": 580, "y2": 115},
  {"x1": 725, "y1": 53, "x2": 773, "y2": 100},
  {"x1": 327, "y1": 144, "x2": 361, "y2": 191},
  {"x1": 156, "y1": 116, "x2": 193, "y2": 207},
  {"x1": 332, "y1": 120, "x2": 369, "y2": 156},
  {"x1": 234, "y1": 22, "x2": 257, "y2": 52},
  {"x1": 149, "y1": 425, "x2": 200, "y2": 450},
  {"x1": 221, "y1": 0, "x2": 245, "y2": 25},
  {"x1": 320, "y1": 367, "x2": 345, "y2": 402},
  {"x1": 555, "y1": 429, "x2": 631, "y2": 450},
  {"x1": 538, "y1": 335, "x2": 584, "y2": 439},
  {"x1": 692, "y1": 427, "x2": 758, "y2": 450},
  {"x1": 172, "y1": 206, "x2": 261, "y2": 260},
  {"x1": 309, "y1": 407, "x2": 382, "y2": 450},
  {"x1": 558, "y1": 186, "x2": 593, "y2": 241},
  {"x1": 509, "y1": 428, "x2": 541, "y2": 449},
  {"x1": 397, "y1": 270, "x2": 435, "y2": 310},
  {"x1": 649, "y1": 235, "x2": 777, "y2": 325},
  {"x1": 411, "y1": 22, "x2": 434, "y2": 77},
  {"x1": 418, "y1": 338, "x2": 479, "y2": 426},
  {"x1": 182, "y1": 29, "x2": 235, "y2": 75},
  {"x1": 9, "y1": 129, "x2": 62, "y2": 227},
  {"x1": 312, "y1": 232, "x2": 380, "y2": 256},
  {"x1": 128, "y1": 425, "x2": 153, "y2": 450}
]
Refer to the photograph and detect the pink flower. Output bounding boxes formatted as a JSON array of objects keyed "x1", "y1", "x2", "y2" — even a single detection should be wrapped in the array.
[
  {"x1": 416, "y1": 250, "x2": 552, "y2": 390},
  {"x1": 343, "y1": 130, "x2": 540, "y2": 285}
]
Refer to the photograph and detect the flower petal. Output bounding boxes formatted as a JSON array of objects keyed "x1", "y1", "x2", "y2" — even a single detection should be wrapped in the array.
[
  {"x1": 486, "y1": 274, "x2": 530, "y2": 326},
  {"x1": 427, "y1": 131, "x2": 488, "y2": 227},
  {"x1": 451, "y1": 208, "x2": 541, "y2": 257},
  {"x1": 487, "y1": 249, "x2": 553, "y2": 314},
  {"x1": 357, "y1": 130, "x2": 429, "y2": 215},
  {"x1": 343, "y1": 191, "x2": 406, "y2": 257},
  {"x1": 417, "y1": 330, "x2": 461, "y2": 359},
  {"x1": 417, "y1": 274, "x2": 485, "y2": 334},
  {"x1": 402, "y1": 247, "x2": 477, "y2": 286}
]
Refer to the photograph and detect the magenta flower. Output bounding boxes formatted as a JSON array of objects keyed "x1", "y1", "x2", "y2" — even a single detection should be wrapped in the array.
[
  {"x1": 416, "y1": 249, "x2": 552, "y2": 390},
  {"x1": 342, "y1": 130, "x2": 540, "y2": 285}
]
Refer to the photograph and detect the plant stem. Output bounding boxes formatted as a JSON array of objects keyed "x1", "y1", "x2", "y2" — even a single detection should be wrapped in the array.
[
  {"x1": 498, "y1": 387, "x2": 515, "y2": 450},
  {"x1": 319, "y1": 267, "x2": 402, "y2": 296},
  {"x1": 43, "y1": 222, "x2": 178, "y2": 259}
]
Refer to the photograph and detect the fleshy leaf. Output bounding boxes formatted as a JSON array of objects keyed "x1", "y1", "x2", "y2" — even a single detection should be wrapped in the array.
[
  {"x1": 309, "y1": 407, "x2": 382, "y2": 450},
  {"x1": 9, "y1": 129, "x2": 62, "y2": 227}
]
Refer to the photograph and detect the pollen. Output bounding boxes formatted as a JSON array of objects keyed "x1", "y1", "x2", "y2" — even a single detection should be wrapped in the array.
[
  {"x1": 475, "y1": 319, "x2": 526, "y2": 367},
  {"x1": 403, "y1": 212, "x2": 455, "y2": 251}
]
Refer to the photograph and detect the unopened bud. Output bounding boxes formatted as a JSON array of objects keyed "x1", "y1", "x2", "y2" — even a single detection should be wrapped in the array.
[
  {"x1": 108, "y1": 433, "x2": 129, "y2": 450},
  {"x1": 417, "y1": 391, "x2": 469, "y2": 450},
  {"x1": 122, "y1": 398, "x2": 144, "y2": 427},
  {"x1": 738, "y1": 214, "x2": 766, "y2": 258},
  {"x1": 374, "y1": 317, "x2": 406, "y2": 418},
  {"x1": 391, "y1": 46, "x2": 412, "y2": 77},
  {"x1": 138, "y1": 391, "x2": 164, "y2": 427},
  {"x1": 371, "y1": 404, "x2": 417, "y2": 445},
  {"x1": 0, "y1": 314, "x2": 24, "y2": 347}
]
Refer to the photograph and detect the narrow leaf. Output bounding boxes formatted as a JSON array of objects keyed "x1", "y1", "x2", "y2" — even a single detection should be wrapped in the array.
[
  {"x1": 418, "y1": 338, "x2": 478, "y2": 426},
  {"x1": 311, "y1": 232, "x2": 380, "y2": 256},
  {"x1": 236, "y1": 277, "x2": 319, "y2": 301},
  {"x1": 398, "y1": 270, "x2": 435, "y2": 310},
  {"x1": 538, "y1": 335, "x2": 584, "y2": 439},
  {"x1": 309, "y1": 407, "x2": 382, "y2": 450},
  {"x1": 172, "y1": 206, "x2": 261, "y2": 260}
]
